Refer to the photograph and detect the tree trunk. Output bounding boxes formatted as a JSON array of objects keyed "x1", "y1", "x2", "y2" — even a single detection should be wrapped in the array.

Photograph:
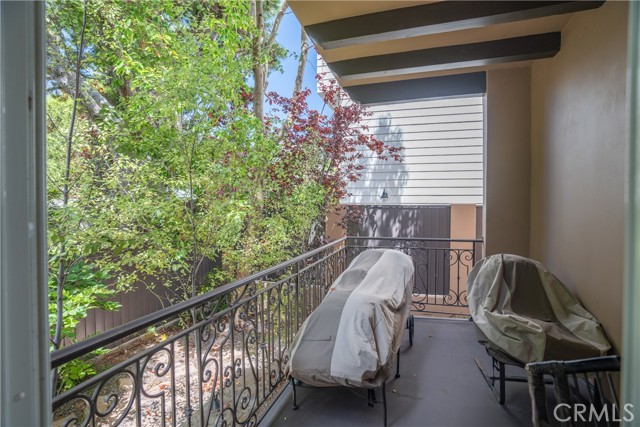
[
  {"x1": 266, "y1": 2, "x2": 288, "y2": 50},
  {"x1": 279, "y1": 28, "x2": 310, "y2": 141},
  {"x1": 252, "y1": 1, "x2": 288, "y2": 122},
  {"x1": 51, "y1": 0, "x2": 88, "y2": 397},
  {"x1": 252, "y1": 0, "x2": 265, "y2": 121},
  {"x1": 293, "y1": 28, "x2": 309, "y2": 98}
]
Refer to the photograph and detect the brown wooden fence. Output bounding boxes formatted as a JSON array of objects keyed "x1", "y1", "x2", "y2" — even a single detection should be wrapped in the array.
[
  {"x1": 346, "y1": 204, "x2": 483, "y2": 301},
  {"x1": 74, "y1": 257, "x2": 218, "y2": 342}
]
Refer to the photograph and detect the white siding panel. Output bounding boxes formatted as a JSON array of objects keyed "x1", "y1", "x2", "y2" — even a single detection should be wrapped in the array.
[
  {"x1": 387, "y1": 130, "x2": 484, "y2": 141},
  {"x1": 349, "y1": 195, "x2": 483, "y2": 205},
  {"x1": 365, "y1": 105, "x2": 484, "y2": 118},
  {"x1": 362, "y1": 170, "x2": 483, "y2": 180},
  {"x1": 349, "y1": 179, "x2": 482, "y2": 189},
  {"x1": 396, "y1": 146, "x2": 484, "y2": 156},
  {"x1": 372, "y1": 154, "x2": 483, "y2": 164},
  {"x1": 357, "y1": 140, "x2": 483, "y2": 152},
  {"x1": 318, "y1": 55, "x2": 485, "y2": 205},
  {"x1": 371, "y1": 122, "x2": 482, "y2": 134},
  {"x1": 350, "y1": 187, "x2": 483, "y2": 197},
  {"x1": 361, "y1": 112, "x2": 484, "y2": 126},
  {"x1": 343, "y1": 95, "x2": 485, "y2": 205},
  {"x1": 358, "y1": 162, "x2": 482, "y2": 173},
  {"x1": 366, "y1": 97, "x2": 483, "y2": 111},
  {"x1": 388, "y1": 138, "x2": 483, "y2": 147}
]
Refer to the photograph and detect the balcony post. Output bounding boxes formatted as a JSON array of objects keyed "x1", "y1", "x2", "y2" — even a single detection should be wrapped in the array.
[
  {"x1": 0, "y1": 2, "x2": 51, "y2": 425},
  {"x1": 624, "y1": 0, "x2": 640, "y2": 421}
]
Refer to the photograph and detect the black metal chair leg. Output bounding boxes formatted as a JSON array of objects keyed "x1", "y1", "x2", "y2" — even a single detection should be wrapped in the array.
[
  {"x1": 499, "y1": 361, "x2": 506, "y2": 405},
  {"x1": 395, "y1": 349, "x2": 401, "y2": 378},
  {"x1": 382, "y1": 382, "x2": 388, "y2": 427},
  {"x1": 291, "y1": 378, "x2": 299, "y2": 410},
  {"x1": 409, "y1": 315, "x2": 414, "y2": 347},
  {"x1": 367, "y1": 389, "x2": 375, "y2": 407}
]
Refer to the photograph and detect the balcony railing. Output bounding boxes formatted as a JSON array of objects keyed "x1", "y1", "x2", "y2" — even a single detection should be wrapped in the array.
[
  {"x1": 51, "y1": 236, "x2": 481, "y2": 426},
  {"x1": 348, "y1": 236, "x2": 482, "y2": 316}
]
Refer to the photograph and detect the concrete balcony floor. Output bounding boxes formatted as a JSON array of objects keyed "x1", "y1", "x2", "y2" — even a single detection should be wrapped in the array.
[{"x1": 262, "y1": 317, "x2": 532, "y2": 427}]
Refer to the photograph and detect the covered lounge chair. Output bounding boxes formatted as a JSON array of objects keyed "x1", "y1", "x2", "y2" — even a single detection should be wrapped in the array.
[
  {"x1": 467, "y1": 254, "x2": 611, "y2": 404},
  {"x1": 286, "y1": 249, "x2": 415, "y2": 426}
]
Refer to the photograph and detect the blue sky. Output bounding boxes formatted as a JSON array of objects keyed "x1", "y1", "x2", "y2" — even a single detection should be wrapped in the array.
[{"x1": 268, "y1": 10, "x2": 326, "y2": 112}]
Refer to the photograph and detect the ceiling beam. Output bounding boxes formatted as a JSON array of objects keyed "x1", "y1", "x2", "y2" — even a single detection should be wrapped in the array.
[
  {"x1": 328, "y1": 32, "x2": 561, "y2": 82},
  {"x1": 344, "y1": 72, "x2": 487, "y2": 105},
  {"x1": 305, "y1": 1, "x2": 603, "y2": 50}
]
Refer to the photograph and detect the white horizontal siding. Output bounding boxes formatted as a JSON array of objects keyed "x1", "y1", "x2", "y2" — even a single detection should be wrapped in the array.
[
  {"x1": 350, "y1": 187, "x2": 483, "y2": 196},
  {"x1": 369, "y1": 122, "x2": 482, "y2": 134},
  {"x1": 362, "y1": 113, "x2": 484, "y2": 127},
  {"x1": 385, "y1": 129, "x2": 483, "y2": 141},
  {"x1": 369, "y1": 153, "x2": 482, "y2": 163},
  {"x1": 366, "y1": 97, "x2": 483, "y2": 110},
  {"x1": 356, "y1": 140, "x2": 482, "y2": 151},
  {"x1": 349, "y1": 179, "x2": 482, "y2": 189},
  {"x1": 392, "y1": 146, "x2": 483, "y2": 156},
  {"x1": 348, "y1": 195, "x2": 483, "y2": 205},
  {"x1": 317, "y1": 56, "x2": 485, "y2": 205},
  {"x1": 358, "y1": 161, "x2": 482, "y2": 173},
  {"x1": 343, "y1": 96, "x2": 485, "y2": 205},
  {"x1": 360, "y1": 170, "x2": 484, "y2": 180}
]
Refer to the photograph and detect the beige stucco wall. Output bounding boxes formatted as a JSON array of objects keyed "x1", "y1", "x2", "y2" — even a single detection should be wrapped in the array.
[
  {"x1": 530, "y1": 1, "x2": 628, "y2": 351},
  {"x1": 484, "y1": 67, "x2": 532, "y2": 258},
  {"x1": 450, "y1": 204, "x2": 478, "y2": 311},
  {"x1": 451, "y1": 204, "x2": 477, "y2": 240}
]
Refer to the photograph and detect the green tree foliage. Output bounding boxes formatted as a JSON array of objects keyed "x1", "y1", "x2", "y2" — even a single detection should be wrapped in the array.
[
  {"x1": 47, "y1": 0, "x2": 261, "y2": 392},
  {"x1": 46, "y1": 0, "x2": 397, "y2": 393},
  {"x1": 46, "y1": 0, "x2": 318, "y2": 359}
]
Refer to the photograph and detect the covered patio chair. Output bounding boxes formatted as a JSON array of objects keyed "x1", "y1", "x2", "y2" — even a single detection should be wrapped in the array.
[
  {"x1": 467, "y1": 254, "x2": 611, "y2": 404},
  {"x1": 286, "y1": 249, "x2": 415, "y2": 426}
]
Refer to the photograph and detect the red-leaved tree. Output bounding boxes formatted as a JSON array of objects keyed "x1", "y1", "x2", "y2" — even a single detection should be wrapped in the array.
[{"x1": 265, "y1": 76, "x2": 403, "y2": 247}]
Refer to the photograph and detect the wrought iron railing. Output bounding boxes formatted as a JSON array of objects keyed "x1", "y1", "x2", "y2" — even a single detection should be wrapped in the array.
[
  {"x1": 51, "y1": 236, "x2": 482, "y2": 426},
  {"x1": 347, "y1": 236, "x2": 482, "y2": 316},
  {"x1": 51, "y1": 238, "x2": 348, "y2": 427}
]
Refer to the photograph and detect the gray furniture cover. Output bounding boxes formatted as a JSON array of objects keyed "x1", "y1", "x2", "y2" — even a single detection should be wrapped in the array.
[
  {"x1": 287, "y1": 249, "x2": 414, "y2": 388},
  {"x1": 467, "y1": 254, "x2": 611, "y2": 365}
]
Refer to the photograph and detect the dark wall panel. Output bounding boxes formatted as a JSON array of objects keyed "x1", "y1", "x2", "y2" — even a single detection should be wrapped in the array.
[
  {"x1": 349, "y1": 204, "x2": 451, "y2": 295},
  {"x1": 351, "y1": 204, "x2": 451, "y2": 238}
]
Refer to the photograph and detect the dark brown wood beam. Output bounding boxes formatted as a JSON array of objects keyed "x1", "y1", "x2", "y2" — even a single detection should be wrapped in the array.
[
  {"x1": 305, "y1": 1, "x2": 603, "y2": 50},
  {"x1": 328, "y1": 32, "x2": 560, "y2": 82},
  {"x1": 344, "y1": 72, "x2": 487, "y2": 105}
]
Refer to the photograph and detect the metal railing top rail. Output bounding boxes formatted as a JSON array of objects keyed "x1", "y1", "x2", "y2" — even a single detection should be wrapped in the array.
[
  {"x1": 50, "y1": 237, "x2": 347, "y2": 369},
  {"x1": 347, "y1": 236, "x2": 483, "y2": 243}
]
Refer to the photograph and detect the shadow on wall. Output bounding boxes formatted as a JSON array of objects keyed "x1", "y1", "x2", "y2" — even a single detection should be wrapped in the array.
[
  {"x1": 354, "y1": 113, "x2": 409, "y2": 201},
  {"x1": 357, "y1": 114, "x2": 409, "y2": 204},
  {"x1": 349, "y1": 114, "x2": 449, "y2": 238},
  {"x1": 354, "y1": 205, "x2": 451, "y2": 239}
]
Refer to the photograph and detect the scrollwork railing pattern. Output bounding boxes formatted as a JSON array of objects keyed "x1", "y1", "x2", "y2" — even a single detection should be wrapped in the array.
[
  {"x1": 51, "y1": 240, "x2": 348, "y2": 427},
  {"x1": 51, "y1": 236, "x2": 480, "y2": 426},
  {"x1": 346, "y1": 237, "x2": 482, "y2": 316}
]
